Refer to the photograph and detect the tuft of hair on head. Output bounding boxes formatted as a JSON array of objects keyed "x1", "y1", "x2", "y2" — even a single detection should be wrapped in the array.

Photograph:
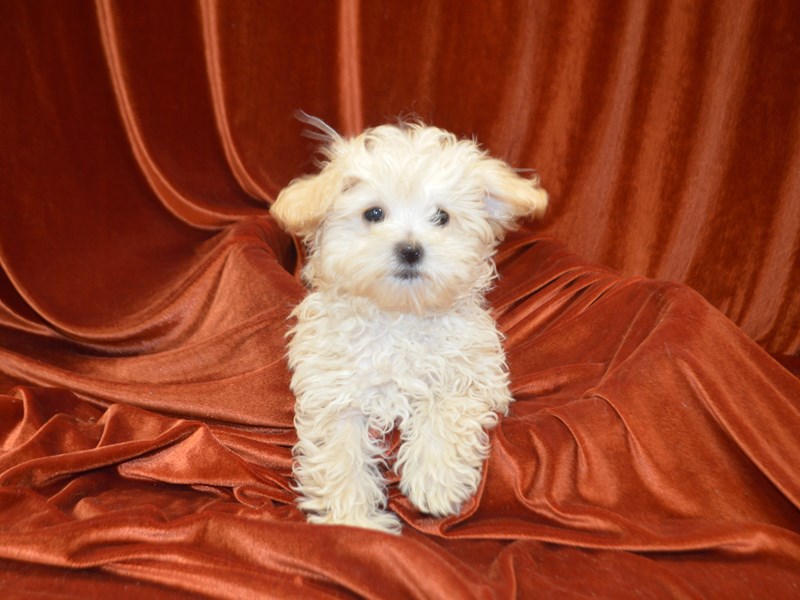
[
  {"x1": 270, "y1": 113, "x2": 347, "y2": 241},
  {"x1": 294, "y1": 110, "x2": 341, "y2": 145}
]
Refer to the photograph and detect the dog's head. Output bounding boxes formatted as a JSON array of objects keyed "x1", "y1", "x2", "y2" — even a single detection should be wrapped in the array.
[{"x1": 272, "y1": 119, "x2": 547, "y2": 314}]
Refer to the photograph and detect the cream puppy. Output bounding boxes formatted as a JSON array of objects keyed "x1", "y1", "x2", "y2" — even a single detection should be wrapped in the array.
[{"x1": 272, "y1": 117, "x2": 547, "y2": 533}]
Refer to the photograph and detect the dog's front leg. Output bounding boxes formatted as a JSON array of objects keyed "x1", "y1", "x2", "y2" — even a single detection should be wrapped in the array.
[
  {"x1": 397, "y1": 400, "x2": 497, "y2": 518},
  {"x1": 292, "y1": 408, "x2": 401, "y2": 533}
]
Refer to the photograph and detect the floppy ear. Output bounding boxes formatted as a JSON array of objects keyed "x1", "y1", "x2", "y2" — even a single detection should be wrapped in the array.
[
  {"x1": 477, "y1": 156, "x2": 548, "y2": 235},
  {"x1": 271, "y1": 167, "x2": 344, "y2": 241}
]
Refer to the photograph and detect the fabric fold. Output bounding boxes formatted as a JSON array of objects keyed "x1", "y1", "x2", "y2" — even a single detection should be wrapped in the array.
[{"x1": 1, "y1": 1, "x2": 799, "y2": 596}]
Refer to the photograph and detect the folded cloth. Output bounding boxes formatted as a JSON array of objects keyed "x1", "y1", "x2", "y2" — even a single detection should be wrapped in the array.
[{"x1": 1, "y1": 228, "x2": 798, "y2": 598}]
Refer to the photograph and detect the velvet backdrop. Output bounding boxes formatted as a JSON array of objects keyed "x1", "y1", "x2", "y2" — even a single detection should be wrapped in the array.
[{"x1": 1, "y1": 1, "x2": 799, "y2": 598}]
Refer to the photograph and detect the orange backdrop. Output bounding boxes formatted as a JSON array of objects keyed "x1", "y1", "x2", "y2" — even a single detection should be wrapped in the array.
[{"x1": 1, "y1": 1, "x2": 798, "y2": 597}]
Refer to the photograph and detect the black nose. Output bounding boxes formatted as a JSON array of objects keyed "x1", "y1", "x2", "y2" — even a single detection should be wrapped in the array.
[{"x1": 396, "y1": 242, "x2": 424, "y2": 265}]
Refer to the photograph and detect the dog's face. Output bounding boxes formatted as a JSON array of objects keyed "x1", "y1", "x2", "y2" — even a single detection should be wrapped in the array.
[{"x1": 272, "y1": 122, "x2": 547, "y2": 314}]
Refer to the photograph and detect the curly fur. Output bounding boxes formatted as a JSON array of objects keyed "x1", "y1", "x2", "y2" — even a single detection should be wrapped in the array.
[{"x1": 271, "y1": 118, "x2": 547, "y2": 533}]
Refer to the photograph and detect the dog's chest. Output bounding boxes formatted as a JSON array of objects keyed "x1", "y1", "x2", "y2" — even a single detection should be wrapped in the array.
[
  {"x1": 292, "y1": 295, "x2": 490, "y2": 406},
  {"x1": 348, "y1": 313, "x2": 466, "y2": 425},
  {"x1": 349, "y1": 311, "x2": 448, "y2": 384},
  {"x1": 289, "y1": 293, "x2": 509, "y2": 428}
]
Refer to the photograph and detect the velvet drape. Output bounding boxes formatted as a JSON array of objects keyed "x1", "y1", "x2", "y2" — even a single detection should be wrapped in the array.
[{"x1": 1, "y1": 1, "x2": 798, "y2": 597}]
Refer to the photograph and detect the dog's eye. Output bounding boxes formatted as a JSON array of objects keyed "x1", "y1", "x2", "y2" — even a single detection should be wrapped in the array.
[
  {"x1": 433, "y1": 208, "x2": 449, "y2": 227},
  {"x1": 363, "y1": 206, "x2": 385, "y2": 223}
]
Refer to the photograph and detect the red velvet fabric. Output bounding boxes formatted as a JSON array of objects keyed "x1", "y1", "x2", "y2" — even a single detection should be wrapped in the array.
[{"x1": 1, "y1": 1, "x2": 798, "y2": 597}]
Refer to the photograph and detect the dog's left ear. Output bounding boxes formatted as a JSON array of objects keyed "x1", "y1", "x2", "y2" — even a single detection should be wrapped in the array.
[
  {"x1": 477, "y1": 157, "x2": 548, "y2": 235},
  {"x1": 271, "y1": 167, "x2": 345, "y2": 242}
]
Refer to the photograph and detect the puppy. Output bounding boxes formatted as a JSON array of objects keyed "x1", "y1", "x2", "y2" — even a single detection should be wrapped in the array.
[{"x1": 271, "y1": 116, "x2": 547, "y2": 533}]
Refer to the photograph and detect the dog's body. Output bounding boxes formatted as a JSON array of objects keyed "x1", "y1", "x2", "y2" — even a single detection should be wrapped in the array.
[{"x1": 272, "y1": 118, "x2": 547, "y2": 533}]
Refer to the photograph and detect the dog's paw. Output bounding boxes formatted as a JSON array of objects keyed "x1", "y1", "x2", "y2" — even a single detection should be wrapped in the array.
[
  {"x1": 400, "y1": 458, "x2": 482, "y2": 517},
  {"x1": 307, "y1": 510, "x2": 402, "y2": 535}
]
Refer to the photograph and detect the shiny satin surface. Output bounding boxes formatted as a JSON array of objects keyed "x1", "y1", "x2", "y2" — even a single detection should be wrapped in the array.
[{"x1": 1, "y1": 1, "x2": 798, "y2": 597}]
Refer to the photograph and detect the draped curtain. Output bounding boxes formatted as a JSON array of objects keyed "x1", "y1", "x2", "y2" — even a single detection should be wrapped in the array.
[{"x1": 0, "y1": 1, "x2": 798, "y2": 597}]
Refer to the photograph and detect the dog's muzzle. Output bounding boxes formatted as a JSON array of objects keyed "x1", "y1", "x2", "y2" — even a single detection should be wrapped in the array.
[
  {"x1": 396, "y1": 242, "x2": 424, "y2": 266},
  {"x1": 394, "y1": 242, "x2": 424, "y2": 280}
]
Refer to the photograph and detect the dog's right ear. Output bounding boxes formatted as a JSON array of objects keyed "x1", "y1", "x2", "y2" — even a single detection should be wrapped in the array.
[
  {"x1": 476, "y1": 156, "x2": 548, "y2": 237},
  {"x1": 271, "y1": 167, "x2": 344, "y2": 241}
]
